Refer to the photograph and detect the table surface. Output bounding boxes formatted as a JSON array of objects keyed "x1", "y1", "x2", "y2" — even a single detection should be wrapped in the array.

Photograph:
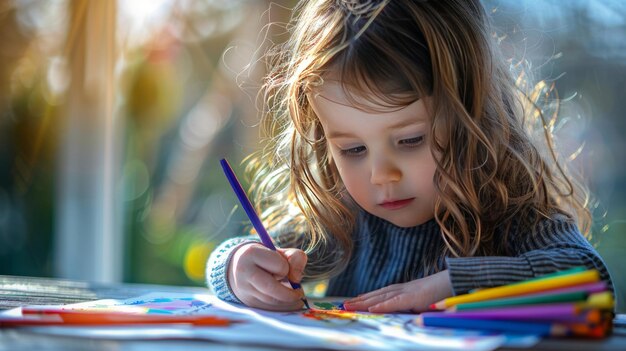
[{"x1": 0, "y1": 275, "x2": 624, "y2": 351}]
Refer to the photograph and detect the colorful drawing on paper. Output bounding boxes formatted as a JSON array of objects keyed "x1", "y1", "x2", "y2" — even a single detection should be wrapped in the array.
[
  {"x1": 303, "y1": 309, "x2": 387, "y2": 323},
  {"x1": 312, "y1": 301, "x2": 345, "y2": 310},
  {"x1": 44, "y1": 294, "x2": 214, "y2": 315},
  {"x1": 124, "y1": 296, "x2": 211, "y2": 314},
  {"x1": 299, "y1": 300, "x2": 390, "y2": 327}
]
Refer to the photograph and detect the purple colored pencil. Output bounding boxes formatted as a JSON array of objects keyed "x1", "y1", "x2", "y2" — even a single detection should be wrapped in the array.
[
  {"x1": 423, "y1": 303, "x2": 587, "y2": 322},
  {"x1": 522, "y1": 281, "x2": 607, "y2": 297},
  {"x1": 220, "y1": 158, "x2": 311, "y2": 309}
]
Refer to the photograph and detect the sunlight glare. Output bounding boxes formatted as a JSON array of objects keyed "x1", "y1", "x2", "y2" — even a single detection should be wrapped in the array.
[{"x1": 119, "y1": 0, "x2": 174, "y2": 44}]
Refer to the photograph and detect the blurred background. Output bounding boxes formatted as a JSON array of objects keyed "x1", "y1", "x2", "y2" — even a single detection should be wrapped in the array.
[{"x1": 0, "y1": 0, "x2": 624, "y2": 312}]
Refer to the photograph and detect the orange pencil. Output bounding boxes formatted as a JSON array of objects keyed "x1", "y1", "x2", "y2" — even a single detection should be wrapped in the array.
[
  {"x1": 1, "y1": 311, "x2": 231, "y2": 327},
  {"x1": 568, "y1": 320, "x2": 612, "y2": 339}
]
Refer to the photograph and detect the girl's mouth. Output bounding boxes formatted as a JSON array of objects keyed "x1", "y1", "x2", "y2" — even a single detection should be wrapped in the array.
[{"x1": 380, "y1": 198, "x2": 414, "y2": 210}]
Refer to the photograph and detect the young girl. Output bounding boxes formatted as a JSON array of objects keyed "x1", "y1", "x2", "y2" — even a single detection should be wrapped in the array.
[{"x1": 207, "y1": 0, "x2": 613, "y2": 312}]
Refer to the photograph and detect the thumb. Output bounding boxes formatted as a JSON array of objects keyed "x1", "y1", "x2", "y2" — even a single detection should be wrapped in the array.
[{"x1": 277, "y1": 248, "x2": 307, "y2": 283}]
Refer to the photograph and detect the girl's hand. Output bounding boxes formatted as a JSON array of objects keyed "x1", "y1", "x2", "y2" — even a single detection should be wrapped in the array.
[
  {"x1": 228, "y1": 243, "x2": 307, "y2": 311},
  {"x1": 343, "y1": 270, "x2": 453, "y2": 313}
]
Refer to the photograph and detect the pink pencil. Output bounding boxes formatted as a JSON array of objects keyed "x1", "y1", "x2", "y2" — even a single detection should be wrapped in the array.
[{"x1": 520, "y1": 281, "x2": 607, "y2": 297}]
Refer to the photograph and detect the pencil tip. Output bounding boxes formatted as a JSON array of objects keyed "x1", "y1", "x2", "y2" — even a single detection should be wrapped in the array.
[{"x1": 303, "y1": 298, "x2": 311, "y2": 310}]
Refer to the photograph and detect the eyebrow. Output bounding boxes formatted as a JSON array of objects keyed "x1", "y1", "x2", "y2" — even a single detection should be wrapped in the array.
[{"x1": 327, "y1": 119, "x2": 426, "y2": 139}]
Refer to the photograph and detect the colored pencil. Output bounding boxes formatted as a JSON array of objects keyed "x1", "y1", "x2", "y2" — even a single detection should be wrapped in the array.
[
  {"x1": 568, "y1": 319, "x2": 612, "y2": 339},
  {"x1": 467, "y1": 267, "x2": 587, "y2": 293},
  {"x1": 220, "y1": 158, "x2": 310, "y2": 309},
  {"x1": 431, "y1": 269, "x2": 600, "y2": 309},
  {"x1": 518, "y1": 280, "x2": 606, "y2": 297},
  {"x1": 585, "y1": 292, "x2": 614, "y2": 310},
  {"x1": 426, "y1": 304, "x2": 601, "y2": 323},
  {"x1": 450, "y1": 281, "x2": 608, "y2": 311},
  {"x1": 415, "y1": 315, "x2": 569, "y2": 336},
  {"x1": 21, "y1": 306, "x2": 145, "y2": 315},
  {"x1": 450, "y1": 291, "x2": 587, "y2": 311},
  {"x1": 513, "y1": 266, "x2": 587, "y2": 281},
  {"x1": 450, "y1": 280, "x2": 605, "y2": 311},
  {"x1": 0, "y1": 311, "x2": 231, "y2": 327}
]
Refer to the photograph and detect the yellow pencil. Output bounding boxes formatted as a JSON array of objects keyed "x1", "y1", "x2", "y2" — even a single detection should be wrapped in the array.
[
  {"x1": 432, "y1": 269, "x2": 600, "y2": 310},
  {"x1": 581, "y1": 291, "x2": 614, "y2": 310}
]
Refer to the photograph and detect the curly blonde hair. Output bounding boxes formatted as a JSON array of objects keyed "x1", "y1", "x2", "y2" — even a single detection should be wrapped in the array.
[{"x1": 245, "y1": 0, "x2": 591, "y2": 280}]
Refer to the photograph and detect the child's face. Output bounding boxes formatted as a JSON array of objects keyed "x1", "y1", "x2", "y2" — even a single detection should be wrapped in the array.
[{"x1": 309, "y1": 81, "x2": 437, "y2": 227}]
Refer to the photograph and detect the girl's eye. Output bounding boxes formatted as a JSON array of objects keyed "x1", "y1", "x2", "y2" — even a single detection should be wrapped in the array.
[
  {"x1": 399, "y1": 135, "x2": 424, "y2": 147},
  {"x1": 339, "y1": 145, "x2": 366, "y2": 157}
]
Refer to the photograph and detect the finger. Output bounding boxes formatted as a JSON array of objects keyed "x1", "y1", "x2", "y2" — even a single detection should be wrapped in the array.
[
  {"x1": 248, "y1": 245, "x2": 290, "y2": 278},
  {"x1": 345, "y1": 284, "x2": 402, "y2": 305},
  {"x1": 346, "y1": 284, "x2": 398, "y2": 302},
  {"x1": 229, "y1": 247, "x2": 271, "y2": 296},
  {"x1": 344, "y1": 290, "x2": 401, "y2": 311},
  {"x1": 248, "y1": 267, "x2": 305, "y2": 304},
  {"x1": 367, "y1": 293, "x2": 410, "y2": 313},
  {"x1": 245, "y1": 279, "x2": 305, "y2": 311},
  {"x1": 344, "y1": 292, "x2": 387, "y2": 311},
  {"x1": 278, "y1": 248, "x2": 307, "y2": 282},
  {"x1": 254, "y1": 293, "x2": 305, "y2": 311},
  {"x1": 368, "y1": 290, "x2": 428, "y2": 313},
  {"x1": 344, "y1": 284, "x2": 404, "y2": 311},
  {"x1": 235, "y1": 282, "x2": 295, "y2": 311}
]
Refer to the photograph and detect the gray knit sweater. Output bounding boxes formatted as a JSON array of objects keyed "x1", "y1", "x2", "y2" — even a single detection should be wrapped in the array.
[{"x1": 206, "y1": 209, "x2": 613, "y2": 303}]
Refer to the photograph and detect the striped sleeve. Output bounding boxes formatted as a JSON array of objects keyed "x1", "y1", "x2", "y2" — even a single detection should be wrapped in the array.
[{"x1": 445, "y1": 215, "x2": 614, "y2": 297}]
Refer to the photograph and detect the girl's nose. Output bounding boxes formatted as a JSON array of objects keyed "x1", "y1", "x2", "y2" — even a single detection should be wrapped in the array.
[{"x1": 370, "y1": 157, "x2": 402, "y2": 185}]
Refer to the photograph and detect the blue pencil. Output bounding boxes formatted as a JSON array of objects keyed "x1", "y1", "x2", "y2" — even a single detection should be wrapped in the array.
[
  {"x1": 416, "y1": 315, "x2": 569, "y2": 336},
  {"x1": 220, "y1": 158, "x2": 311, "y2": 309}
]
